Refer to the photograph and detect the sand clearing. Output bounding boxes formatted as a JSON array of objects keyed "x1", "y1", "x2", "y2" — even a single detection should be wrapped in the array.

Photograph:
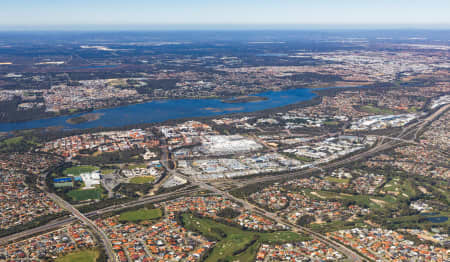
[
  {"x1": 370, "y1": 198, "x2": 387, "y2": 207},
  {"x1": 311, "y1": 191, "x2": 325, "y2": 199}
]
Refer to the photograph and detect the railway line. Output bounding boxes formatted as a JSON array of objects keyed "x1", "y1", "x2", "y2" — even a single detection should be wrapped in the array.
[{"x1": 2, "y1": 103, "x2": 447, "y2": 261}]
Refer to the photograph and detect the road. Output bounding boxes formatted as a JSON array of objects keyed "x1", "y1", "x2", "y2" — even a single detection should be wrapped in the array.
[
  {"x1": 161, "y1": 148, "x2": 368, "y2": 260},
  {"x1": 226, "y1": 103, "x2": 449, "y2": 187},
  {"x1": 164, "y1": 166, "x2": 366, "y2": 261},
  {"x1": 163, "y1": 104, "x2": 448, "y2": 261},
  {"x1": 2, "y1": 103, "x2": 447, "y2": 261},
  {"x1": 148, "y1": 143, "x2": 173, "y2": 195},
  {"x1": 0, "y1": 187, "x2": 199, "y2": 246},
  {"x1": 47, "y1": 193, "x2": 117, "y2": 262}
]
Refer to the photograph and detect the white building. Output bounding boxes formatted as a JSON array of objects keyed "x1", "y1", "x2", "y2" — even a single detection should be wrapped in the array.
[{"x1": 80, "y1": 171, "x2": 101, "y2": 189}]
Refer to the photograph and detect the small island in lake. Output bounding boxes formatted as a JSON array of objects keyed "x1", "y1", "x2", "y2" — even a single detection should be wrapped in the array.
[
  {"x1": 203, "y1": 106, "x2": 244, "y2": 113},
  {"x1": 66, "y1": 113, "x2": 104, "y2": 124},
  {"x1": 221, "y1": 96, "x2": 268, "y2": 104}
]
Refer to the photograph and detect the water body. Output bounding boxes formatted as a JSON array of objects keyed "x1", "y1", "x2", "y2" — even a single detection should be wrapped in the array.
[
  {"x1": 420, "y1": 213, "x2": 448, "y2": 223},
  {"x1": 425, "y1": 216, "x2": 448, "y2": 223},
  {"x1": 0, "y1": 88, "x2": 317, "y2": 132},
  {"x1": 256, "y1": 53, "x2": 289, "y2": 57},
  {"x1": 67, "y1": 65, "x2": 120, "y2": 70}
]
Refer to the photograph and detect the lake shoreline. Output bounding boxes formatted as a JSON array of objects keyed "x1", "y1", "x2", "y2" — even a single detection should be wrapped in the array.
[
  {"x1": 66, "y1": 113, "x2": 104, "y2": 125},
  {"x1": 221, "y1": 96, "x2": 269, "y2": 104},
  {"x1": 0, "y1": 85, "x2": 376, "y2": 132},
  {"x1": 0, "y1": 83, "x2": 374, "y2": 125}
]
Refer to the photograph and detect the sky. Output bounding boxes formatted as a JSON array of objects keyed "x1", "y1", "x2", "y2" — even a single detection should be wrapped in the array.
[{"x1": 1, "y1": 0, "x2": 449, "y2": 29}]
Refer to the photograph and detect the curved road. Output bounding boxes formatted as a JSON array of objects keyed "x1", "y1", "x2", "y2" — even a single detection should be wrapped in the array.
[
  {"x1": 2, "y1": 103, "x2": 447, "y2": 261},
  {"x1": 0, "y1": 187, "x2": 199, "y2": 246},
  {"x1": 47, "y1": 193, "x2": 117, "y2": 262}
]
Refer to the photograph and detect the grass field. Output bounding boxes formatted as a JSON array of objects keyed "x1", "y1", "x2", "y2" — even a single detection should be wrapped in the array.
[
  {"x1": 383, "y1": 178, "x2": 418, "y2": 199},
  {"x1": 407, "y1": 106, "x2": 419, "y2": 113},
  {"x1": 126, "y1": 163, "x2": 148, "y2": 169},
  {"x1": 67, "y1": 188, "x2": 103, "y2": 201},
  {"x1": 325, "y1": 176, "x2": 350, "y2": 184},
  {"x1": 2, "y1": 136, "x2": 24, "y2": 145},
  {"x1": 306, "y1": 190, "x2": 398, "y2": 210},
  {"x1": 119, "y1": 208, "x2": 162, "y2": 222},
  {"x1": 0, "y1": 135, "x2": 40, "y2": 152},
  {"x1": 308, "y1": 219, "x2": 367, "y2": 233},
  {"x1": 100, "y1": 168, "x2": 115, "y2": 175},
  {"x1": 63, "y1": 165, "x2": 99, "y2": 176},
  {"x1": 436, "y1": 185, "x2": 450, "y2": 203},
  {"x1": 387, "y1": 211, "x2": 449, "y2": 230},
  {"x1": 129, "y1": 176, "x2": 155, "y2": 184},
  {"x1": 56, "y1": 249, "x2": 98, "y2": 262},
  {"x1": 383, "y1": 178, "x2": 400, "y2": 191},
  {"x1": 282, "y1": 153, "x2": 314, "y2": 163},
  {"x1": 360, "y1": 105, "x2": 394, "y2": 115},
  {"x1": 182, "y1": 213, "x2": 306, "y2": 262}
]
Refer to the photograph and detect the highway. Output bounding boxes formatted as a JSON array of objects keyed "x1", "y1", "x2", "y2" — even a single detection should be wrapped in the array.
[
  {"x1": 0, "y1": 187, "x2": 199, "y2": 246},
  {"x1": 47, "y1": 192, "x2": 117, "y2": 262},
  {"x1": 2, "y1": 103, "x2": 447, "y2": 261},
  {"x1": 160, "y1": 148, "x2": 368, "y2": 261},
  {"x1": 163, "y1": 165, "x2": 367, "y2": 261},
  {"x1": 166, "y1": 104, "x2": 448, "y2": 261},
  {"x1": 149, "y1": 145, "x2": 173, "y2": 194},
  {"x1": 227, "y1": 103, "x2": 449, "y2": 187}
]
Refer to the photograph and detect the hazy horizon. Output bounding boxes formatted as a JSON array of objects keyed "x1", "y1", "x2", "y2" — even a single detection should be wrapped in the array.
[
  {"x1": 0, "y1": 23, "x2": 449, "y2": 32},
  {"x1": 1, "y1": 0, "x2": 450, "y2": 30}
]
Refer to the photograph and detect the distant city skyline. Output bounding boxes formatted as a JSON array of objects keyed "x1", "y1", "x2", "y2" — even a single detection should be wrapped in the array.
[{"x1": 1, "y1": 0, "x2": 449, "y2": 30}]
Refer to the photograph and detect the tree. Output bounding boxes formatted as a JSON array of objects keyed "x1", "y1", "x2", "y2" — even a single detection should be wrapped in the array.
[
  {"x1": 217, "y1": 207, "x2": 240, "y2": 219},
  {"x1": 297, "y1": 215, "x2": 315, "y2": 226}
]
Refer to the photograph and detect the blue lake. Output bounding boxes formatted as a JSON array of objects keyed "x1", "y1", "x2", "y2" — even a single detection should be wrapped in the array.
[
  {"x1": 425, "y1": 216, "x2": 448, "y2": 223},
  {"x1": 0, "y1": 88, "x2": 317, "y2": 132},
  {"x1": 256, "y1": 53, "x2": 289, "y2": 57},
  {"x1": 67, "y1": 65, "x2": 120, "y2": 70}
]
